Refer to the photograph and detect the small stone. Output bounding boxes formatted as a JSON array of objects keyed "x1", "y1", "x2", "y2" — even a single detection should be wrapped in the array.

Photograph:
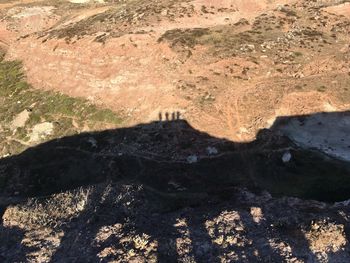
[
  {"x1": 247, "y1": 44, "x2": 255, "y2": 51},
  {"x1": 282, "y1": 151, "x2": 292, "y2": 163},
  {"x1": 206, "y1": 146, "x2": 218, "y2": 156},
  {"x1": 334, "y1": 199, "x2": 350, "y2": 207},
  {"x1": 88, "y1": 137, "x2": 98, "y2": 148},
  {"x1": 187, "y1": 155, "x2": 198, "y2": 163},
  {"x1": 76, "y1": 199, "x2": 86, "y2": 211}
]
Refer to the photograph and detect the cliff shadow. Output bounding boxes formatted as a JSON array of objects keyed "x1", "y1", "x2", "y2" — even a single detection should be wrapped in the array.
[
  {"x1": 1, "y1": 110, "x2": 350, "y2": 203},
  {"x1": 1, "y1": 111, "x2": 350, "y2": 262}
]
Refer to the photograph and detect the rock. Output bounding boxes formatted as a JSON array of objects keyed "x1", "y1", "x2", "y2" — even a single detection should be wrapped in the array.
[
  {"x1": 240, "y1": 44, "x2": 255, "y2": 52},
  {"x1": 282, "y1": 151, "x2": 292, "y2": 163},
  {"x1": 29, "y1": 122, "x2": 54, "y2": 143},
  {"x1": 10, "y1": 109, "x2": 31, "y2": 129},
  {"x1": 206, "y1": 146, "x2": 218, "y2": 156},
  {"x1": 234, "y1": 18, "x2": 249, "y2": 26},
  {"x1": 247, "y1": 44, "x2": 255, "y2": 51},
  {"x1": 333, "y1": 199, "x2": 350, "y2": 207},
  {"x1": 87, "y1": 137, "x2": 98, "y2": 148},
  {"x1": 76, "y1": 199, "x2": 86, "y2": 212},
  {"x1": 187, "y1": 155, "x2": 198, "y2": 164},
  {"x1": 293, "y1": 72, "x2": 305, "y2": 78}
]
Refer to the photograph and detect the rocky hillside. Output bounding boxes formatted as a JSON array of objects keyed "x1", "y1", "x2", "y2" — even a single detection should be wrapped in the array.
[
  {"x1": 0, "y1": 0, "x2": 350, "y2": 262},
  {"x1": 1, "y1": 0, "x2": 350, "y2": 140}
]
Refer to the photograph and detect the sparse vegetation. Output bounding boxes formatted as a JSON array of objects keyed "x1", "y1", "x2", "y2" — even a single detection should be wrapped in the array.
[
  {"x1": 0, "y1": 55, "x2": 122, "y2": 156},
  {"x1": 1, "y1": 0, "x2": 350, "y2": 262}
]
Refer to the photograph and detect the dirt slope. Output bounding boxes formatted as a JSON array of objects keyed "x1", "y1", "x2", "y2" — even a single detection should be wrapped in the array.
[
  {"x1": 1, "y1": 0, "x2": 350, "y2": 262},
  {"x1": 0, "y1": 0, "x2": 348, "y2": 141}
]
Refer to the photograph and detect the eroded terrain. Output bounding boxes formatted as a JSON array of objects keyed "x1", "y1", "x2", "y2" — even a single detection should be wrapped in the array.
[{"x1": 0, "y1": 0, "x2": 350, "y2": 262}]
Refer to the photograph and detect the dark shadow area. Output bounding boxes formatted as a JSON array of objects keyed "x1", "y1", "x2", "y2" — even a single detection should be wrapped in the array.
[
  {"x1": 1, "y1": 111, "x2": 350, "y2": 262},
  {"x1": 1, "y1": 111, "x2": 350, "y2": 202},
  {"x1": 0, "y1": 224, "x2": 28, "y2": 262}
]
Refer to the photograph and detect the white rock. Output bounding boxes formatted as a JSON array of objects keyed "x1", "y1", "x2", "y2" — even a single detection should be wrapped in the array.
[
  {"x1": 282, "y1": 151, "x2": 292, "y2": 163},
  {"x1": 29, "y1": 122, "x2": 54, "y2": 143},
  {"x1": 247, "y1": 44, "x2": 255, "y2": 50},
  {"x1": 76, "y1": 199, "x2": 86, "y2": 211},
  {"x1": 10, "y1": 109, "x2": 31, "y2": 129},
  {"x1": 187, "y1": 155, "x2": 198, "y2": 164},
  {"x1": 206, "y1": 146, "x2": 218, "y2": 156}
]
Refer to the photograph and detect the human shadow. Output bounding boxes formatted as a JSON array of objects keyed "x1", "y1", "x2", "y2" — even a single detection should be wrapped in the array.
[{"x1": 1, "y1": 111, "x2": 350, "y2": 262}]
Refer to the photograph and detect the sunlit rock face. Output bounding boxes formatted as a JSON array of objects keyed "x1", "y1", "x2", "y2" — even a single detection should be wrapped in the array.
[{"x1": 273, "y1": 112, "x2": 350, "y2": 161}]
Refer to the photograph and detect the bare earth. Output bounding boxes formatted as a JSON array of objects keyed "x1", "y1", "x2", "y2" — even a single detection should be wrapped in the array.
[
  {"x1": 1, "y1": 0, "x2": 349, "y2": 141},
  {"x1": 0, "y1": 0, "x2": 350, "y2": 262}
]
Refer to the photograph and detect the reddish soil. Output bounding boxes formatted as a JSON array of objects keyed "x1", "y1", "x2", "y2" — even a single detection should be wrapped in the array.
[
  {"x1": 1, "y1": 1, "x2": 350, "y2": 262},
  {"x1": 0, "y1": 0, "x2": 349, "y2": 141}
]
